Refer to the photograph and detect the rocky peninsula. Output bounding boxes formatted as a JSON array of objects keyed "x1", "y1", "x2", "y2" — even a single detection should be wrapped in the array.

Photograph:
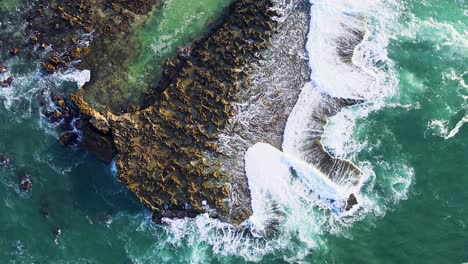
[{"x1": 20, "y1": 0, "x2": 363, "y2": 225}]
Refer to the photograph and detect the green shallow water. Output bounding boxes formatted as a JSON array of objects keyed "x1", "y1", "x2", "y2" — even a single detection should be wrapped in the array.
[
  {"x1": 126, "y1": 0, "x2": 233, "y2": 102},
  {"x1": 0, "y1": 0, "x2": 467, "y2": 263}
]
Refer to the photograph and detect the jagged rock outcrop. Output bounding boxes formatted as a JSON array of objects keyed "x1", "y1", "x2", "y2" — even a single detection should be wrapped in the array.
[{"x1": 73, "y1": 0, "x2": 279, "y2": 224}]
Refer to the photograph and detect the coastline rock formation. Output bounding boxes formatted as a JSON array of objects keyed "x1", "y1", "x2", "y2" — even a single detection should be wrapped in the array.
[
  {"x1": 23, "y1": 0, "x2": 364, "y2": 225},
  {"x1": 72, "y1": 0, "x2": 279, "y2": 224}
]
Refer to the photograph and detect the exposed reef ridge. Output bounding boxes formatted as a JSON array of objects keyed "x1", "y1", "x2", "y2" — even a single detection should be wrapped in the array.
[{"x1": 73, "y1": 0, "x2": 279, "y2": 224}]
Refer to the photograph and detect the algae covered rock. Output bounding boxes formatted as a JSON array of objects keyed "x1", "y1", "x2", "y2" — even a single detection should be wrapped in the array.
[{"x1": 73, "y1": 0, "x2": 279, "y2": 224}]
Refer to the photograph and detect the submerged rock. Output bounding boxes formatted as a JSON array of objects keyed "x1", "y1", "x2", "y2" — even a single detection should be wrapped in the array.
[
  {"x1": 59, "y1": 132, "x2": 79, "y2": 146},
  {"x1": 0, "y1": 155, "x2": 11, "y2": 167},
  {"x1": 19, "y1": 175, "x2": 32, "y2": 190},
  {"x1": 77, "y1": 119, "x2": 116, "y2": 163},
  {"x1": 40, "y1": 202, "x2": 51, "y2": 218}
]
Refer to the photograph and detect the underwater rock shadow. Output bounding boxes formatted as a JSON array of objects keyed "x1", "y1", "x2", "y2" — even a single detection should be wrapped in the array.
[{"x1": 68, "y1": 155, "x2": 145, "y2": 222}]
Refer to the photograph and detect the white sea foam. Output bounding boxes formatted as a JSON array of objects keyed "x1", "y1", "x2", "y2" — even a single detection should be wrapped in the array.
[
  {"x1": 445, "y1": 115, "x2": 468, "y2": 139},
  {"x1": 427, "y1": 119, "x2": 450, "y2": 138},
  {"x1": 245, "y1": 143, "x2": 356, "y2": 232},
  {"x1": 154, "y1": 141, "x2": 375, "y2": 261},
  {"x1": 399, "y1": 14, "x2": 468, "y2": 49},
  {"x1": 0, "y1": 69, "x2": 41, "y2": 111},
  {"x1": 109, "y1": 159, "x2": 118, "y2": 178},
  {"x1": 57, "y1": 69, "x2": 91, "y2": 88},
  {"x1": 321, "y1": 106, "x2": 361, "y2": 158},
  {"x1": 281, "y1": 82, "x2": 323, "y2": 157},
  {"x1": 306, "y1": 0, "x2": 396, "y2": 100},
  {"x1": 246, "y1": 0, "x2": 406, "y2": 245},
  {"x1": 401, "y1": 12, "x2": 467, "y2": 141},
  {"x1": 0, "y1": 68, "x2": 91, "y2": 112},
  {"x1": 299, "y1": 0, "x2": 398, "y2": 158}
]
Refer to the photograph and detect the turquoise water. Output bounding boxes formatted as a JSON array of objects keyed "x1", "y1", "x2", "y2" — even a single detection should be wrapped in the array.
[
  {"x1": 317, "y1": 0, "x2": 468, "y2": 262},
  {"x1": 0, "y1": 0, "x2": 467, "y2": 263}
]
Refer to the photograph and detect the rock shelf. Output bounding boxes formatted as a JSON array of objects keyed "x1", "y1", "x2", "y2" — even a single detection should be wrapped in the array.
[{"x1": 71, "y1": 0, "x2": 278, "y2": 224}]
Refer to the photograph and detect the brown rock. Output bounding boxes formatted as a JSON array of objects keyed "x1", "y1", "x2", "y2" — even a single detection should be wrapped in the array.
[
  {"x1": 57, "y1": 99, "x2": 66, "y2": 109},
  {"x1": 28, "y1": 0, "x2": 278, "y2": 224},
  {"x1": 90, "y1": 115, "x2": 110, "y2": 134},
  {"x1": 0, "y1": 66, "x2": 7, "y2": 74},
  {"x1": 71, "y1": 0, "x2": 277, "y2": 224},
  {"x1": 30, "y1": 35, "x2": 38, "y2": 43},
  {"x1": 49, "y1": 56, "x2": 61, "y2": 65},
  {"x1": 53, "y1": 109, "x2": 62, "y2": 119},
  {"x1": 44, "y1": 63, "x2": 56, "y2": 73},
  {"x1": 70, "y1": 47, "x2": 89, "y2": 59}
]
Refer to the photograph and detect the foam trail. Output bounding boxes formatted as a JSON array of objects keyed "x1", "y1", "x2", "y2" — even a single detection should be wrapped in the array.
[
  {"x1": 57, "y1": 69, "x2": 91, "y2": 88},
  {"x1": 445, "y1": 115, "x2": 468, "y2": 139}
]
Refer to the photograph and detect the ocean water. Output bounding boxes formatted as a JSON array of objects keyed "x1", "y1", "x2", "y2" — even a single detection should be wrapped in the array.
[{"x1": 0, "y1": 0, "x2": 467, "y2": 263}]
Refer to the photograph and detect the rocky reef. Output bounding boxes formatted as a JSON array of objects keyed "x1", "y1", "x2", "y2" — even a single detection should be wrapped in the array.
[
  {"x1": 71, "y1": 0, "x2": 279, "y2": 224},
  {"x1": 27, "y1": 0, "x2": 163, "y2": 112},
  {"x1": 22, "y1": 0, "x2": 362, "y2": 225}
]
